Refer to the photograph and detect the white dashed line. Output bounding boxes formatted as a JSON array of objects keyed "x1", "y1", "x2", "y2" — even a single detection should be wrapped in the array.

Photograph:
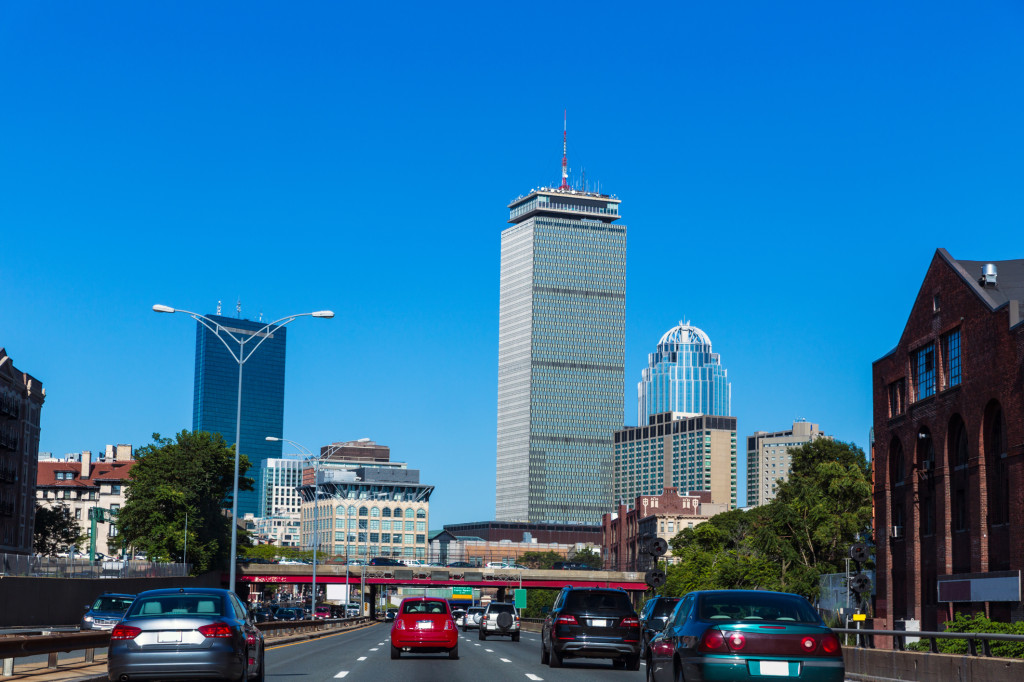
[
  {"x1": 357, "y1": 656, "x2": 367, "y2": 661},
  {"x1": 334, "y1": 673, "x2": 348, "y2": 679},
  {"x1": 485, "y1": 649, "x2": 494, "y2": 652},
  {"x1": 526, "y1": 675, "x2": 544, "y2": 681},
  {"x1": 369, "y1": 648, "x2": 379, "y2": 651},
  {"x1": 474, "y1": 643, "x2": 481, "y2": 646},
  {"x1": 500, "y1": 657, "x2": 511, "y2": 662}
]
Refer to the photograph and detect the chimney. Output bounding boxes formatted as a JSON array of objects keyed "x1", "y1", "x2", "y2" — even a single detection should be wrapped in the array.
[
  {"x1": 81, "y1": 451, "x2": 91, "y2": 479},
  {"x1": 982, "y1": 263, "x2": 998, "y2": 287}
]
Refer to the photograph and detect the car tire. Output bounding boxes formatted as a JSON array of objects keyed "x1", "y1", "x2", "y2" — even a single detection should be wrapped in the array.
[
  {"x1": 252, "y1": 649, "x2": 265, "y2": 682},
  {"x1": 461, "y1": 625, "x2": 467, "y2": 632},
  {"x1": 479, "y1": 629, "x2": 486, "y2": 640},
  {"x1": 628, "y1": 654, "x2": 641, "y2": 671},
  {"x1": 646, "y1": 657, "x2": 656, "y2": 682},
  {"x1": 512, "y1": 632, "x2": 520, "y2": 642},
  {"x1": 612, "y1": 658, "x2": 625, "y2": 669},
  {"x1": 541, "y1": 638, "x2": 550, "y2": 664},
  {"x1": 391, "y1": 644, "x2": 401, "y2": 659},
  {"x1": 449, "y1": 644, "x2": 459, "y2": 660},
  {"x1": 549, "y1": 644, "x2": 563, "y2": 668}
]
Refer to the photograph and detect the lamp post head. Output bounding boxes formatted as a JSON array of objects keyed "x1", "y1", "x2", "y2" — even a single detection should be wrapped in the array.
[
  {"x1": 153, "y1": 304, "x2": 175, "y2": 313},
  {"x1": 265, "y1": 437, "x2": 281, "y2": 442},
  {"x1": 312, "y1": 310, "x2": 335, "y2": 318}
]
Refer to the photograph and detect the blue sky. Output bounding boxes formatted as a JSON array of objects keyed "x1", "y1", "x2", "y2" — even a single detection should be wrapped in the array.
[{"x1": 3, "y1": 2, "x2": 1023, "y2": 526}]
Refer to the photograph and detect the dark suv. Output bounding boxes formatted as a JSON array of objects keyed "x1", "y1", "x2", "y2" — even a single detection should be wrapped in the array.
[
  {"x1": 541, "y1": 586, "x2": 641, "y2": 670},
  {"x1": 368, "y1": 557, "x2": 405, "y2": 566},
  {"x1": 638, "y1": 595, "x2": 680, "y2": 656}
]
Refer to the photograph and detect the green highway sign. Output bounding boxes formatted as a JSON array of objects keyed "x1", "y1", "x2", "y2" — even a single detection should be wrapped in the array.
[{"x1": 452, "y1": 587, "x2": 473, "y2": 597}]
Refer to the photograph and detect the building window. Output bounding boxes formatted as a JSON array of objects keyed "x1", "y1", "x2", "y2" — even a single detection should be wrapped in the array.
[
  {"x1": 382, "y1": 507, "x2": 391, "y2": 517},
  {"x1": 954, "y1": 490, "x2": 967, "y2": 532},
  {"x1": 912, "y1": 344, "x2": 936, "y2": 400},
  {"x1": 942, "y1": 329, "x2": 961, "y2": 388},
  {"x1": 888, "y1": 379, "x2": 906, "y2": 417},
  {"x1": 358, "y1": 506, "x2": 368, "y2": 517}
]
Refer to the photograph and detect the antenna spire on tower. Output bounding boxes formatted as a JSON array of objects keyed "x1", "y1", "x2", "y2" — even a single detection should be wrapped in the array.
[{"x1": 559, "y1": 110, "x2": 569, "y2": 190}]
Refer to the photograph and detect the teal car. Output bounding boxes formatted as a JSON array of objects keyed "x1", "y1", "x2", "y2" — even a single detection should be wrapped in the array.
[{"x1": 647, "y1": 590, "x2": 844, "y2": 681}]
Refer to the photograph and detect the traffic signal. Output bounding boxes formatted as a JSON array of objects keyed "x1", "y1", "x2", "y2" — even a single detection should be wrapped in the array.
[
  {"x1": 849, "y1": 573, "x2": 872, "y2": 595},
  {"x1": 847, "y1": 543, "x2": 872, "y2": 602},
  {"x1": 642, "y1": 534, "x2": 669, "y2": 587},
  {"x1": 645, "y1": 568, "x2": 666, "y2": 588}
]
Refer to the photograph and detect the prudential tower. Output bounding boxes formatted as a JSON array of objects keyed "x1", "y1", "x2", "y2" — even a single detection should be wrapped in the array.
[{"x1": 496, "y1": 119, "x2": 626, "y2": 524}]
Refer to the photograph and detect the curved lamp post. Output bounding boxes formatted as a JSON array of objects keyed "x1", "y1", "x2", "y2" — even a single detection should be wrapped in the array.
[{"x1": 153, "y1": 304, "x2": 333, "y2": 591}]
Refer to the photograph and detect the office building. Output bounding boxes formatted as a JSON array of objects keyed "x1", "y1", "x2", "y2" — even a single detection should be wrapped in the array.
[
  {"x1": 192, "y1": 314, "x2": 286, "y2": 519},
  {"x1": 0, "y1": 348, "x2": 44, "y2": 555},
  {"x1": 637, "y1": 322, "x2": 731, "y2": 425},
  {"x1": 746, "y1": 421, "x2": 827, "y2": 508},
  {"x1": 873, "y1": 250, "x2": 1024, "y2": 633},
  {"x1": 496, "y1": 143, "x2": 626, "y2": 524},
  {"x1": 614, "y1": 412, "x2": 738, "y2": 508},
  {"x1": 257, "y1": 457, "x2": 304, "y2": 518}
]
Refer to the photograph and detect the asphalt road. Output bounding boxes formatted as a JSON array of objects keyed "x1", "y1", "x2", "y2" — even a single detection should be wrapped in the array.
[{"x1": 266, "y1": 623, "x2": 645, "y2": 682}]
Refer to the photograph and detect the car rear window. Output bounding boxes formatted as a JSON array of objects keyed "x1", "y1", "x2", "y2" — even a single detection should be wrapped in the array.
[
  {"x1": 650, "y1": 598, "x2": 680, "y2": 618},
  {"x1": 129, "y1": 595, "x2": 224, "y2": 617},
  {"x1": 402, "y1": 600, "x2": 447, "y2": 614},
  {"x1": 697, "y1": 593, "x2": 821, "y2": 624},
  {"x1": 564, "y1": 590, "x2": 632, "y2": 613},
  {"x1": 488, "y1": 603, "x2": 515, "y2": 613}
]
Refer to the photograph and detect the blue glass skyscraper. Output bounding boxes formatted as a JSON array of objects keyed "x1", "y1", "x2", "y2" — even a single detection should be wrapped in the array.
[
  {"x1": 637, "y1": 322, "x2": 731, "y2": 425},
  {"x1": 497, "y1": 185, "x2": 626, "y2": 525},
  {"x1": 193, "y1": 315, "x2": 286, "y2": 519}
]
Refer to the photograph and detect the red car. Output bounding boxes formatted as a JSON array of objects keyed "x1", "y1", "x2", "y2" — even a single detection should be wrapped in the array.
[{"x1": 390, "y1": 597, "x2": 459, "y2": 660}]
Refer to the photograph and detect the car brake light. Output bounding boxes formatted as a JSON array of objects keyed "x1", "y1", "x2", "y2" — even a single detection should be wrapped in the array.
[
  {"x1": 110, "y1": 624, "x2": 142, "y2": 640},
  {"x1": 556, "y1": 615, "x2": 578, "y2": 626},
  {"x1": 698, "y1": 629, "x2": 729, "y2": 653},
  {"x1": 395, "y1": 619, "x2": 406, "y2": 630},
  {"x1": 198, "y1": 622, "x2": 234, "y2": 638},
  {"x1": 620, "y1": 617, "x2": 640, "y2": 628},
  {"x1": 801, "y1": 636, "x2": 817, "y2": 652},
  {"x1": 821, "y1": 633, "x2": 842, "y2": 655},
  {"x1": 726, "y1": 632, "x2": 746, "y2": 651},
  {"x1": 444, "y1": 620, "x2": 454, "y2": 630}
]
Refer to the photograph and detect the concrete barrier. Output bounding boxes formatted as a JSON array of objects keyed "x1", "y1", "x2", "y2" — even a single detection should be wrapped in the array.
[{"x1": 845, "y1": 647, "x2": 1024, "y2": 681}]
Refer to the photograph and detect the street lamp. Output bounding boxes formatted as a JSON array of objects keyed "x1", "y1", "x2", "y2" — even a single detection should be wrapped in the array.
[{"x1": 154, "y1": 304, "x2": 334, "y2": 591}]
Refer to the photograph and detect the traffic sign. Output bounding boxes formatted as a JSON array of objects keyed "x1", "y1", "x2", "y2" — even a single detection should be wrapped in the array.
[{"x1": 514, "y1": 589, "x2": 527, "y2": 609}]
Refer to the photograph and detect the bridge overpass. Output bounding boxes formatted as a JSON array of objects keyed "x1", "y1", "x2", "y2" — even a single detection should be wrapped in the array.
[{"x1": 237, "y1": 564, "x2": 649, "y2": 613}]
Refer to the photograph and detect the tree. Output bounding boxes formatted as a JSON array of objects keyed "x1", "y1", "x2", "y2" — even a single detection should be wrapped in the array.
[
  {"x1": 518, "y1": 551, "x2": 563, "y2": 570},
  {"x1": 34, "y1": 502, "x2": 85, "y2": 555},
  {"x1": 116, "y1": 431, "x2": 254, "y2": 574},
  {"x1": 571, "y1": 547, "x2": 603, "y2": 569}
]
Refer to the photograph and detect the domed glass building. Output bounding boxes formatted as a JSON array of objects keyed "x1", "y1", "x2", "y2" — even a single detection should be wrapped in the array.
[{"x1": 637, "y1": 322, "x2": 731, "y2": 425}]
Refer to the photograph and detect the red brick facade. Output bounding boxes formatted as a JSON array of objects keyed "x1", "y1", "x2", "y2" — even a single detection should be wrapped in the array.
[{"x1": 872, "y1": 250, "x2": 1024, "y2": 630}]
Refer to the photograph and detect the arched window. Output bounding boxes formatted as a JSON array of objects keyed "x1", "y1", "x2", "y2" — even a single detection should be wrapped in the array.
[
  {"x1": 371, "y1": 507, "x2": 380, "y2": 517},
  {"x1": 336, "y1": 506, "x2": 345, "y2": 517},
  {"x1": 405, "y1": 508, "x2": 415, "y2": 519},
  {"x1": 382, "y1": 507, "x2": 392, "y2": 517},
  {"x1": 359, "y1": 506, "x2": 369, "y2": 517},
  {"x1": 416, "y1": 509, "x2": 426, "y2": 519},
  {"x1": 949, "y1": 415, "x2": 969, "y2": 468},
  {"x1": 393, "y1": 507, "x2": 403, "y2": 518},
  {"x1": 889, "y1": 438, "x2": 904, "y2": 488},
  {"x1": 348, "y1": 505, "x2": 357, "y2": 516},
  {"x1": 985, "y1": 401, "x2": 1009, "y2": 526}
]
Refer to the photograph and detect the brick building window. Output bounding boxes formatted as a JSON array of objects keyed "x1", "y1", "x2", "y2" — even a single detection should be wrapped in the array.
[
  {"x1": 912, "y1": 344, "x2": 936, "y2": 400},
  {"x1": 942, "y1": 329, "x2": 961, "y2": 388},
  {"x1": 888, "y1": 379, "x2": 906, "y2": 417}
]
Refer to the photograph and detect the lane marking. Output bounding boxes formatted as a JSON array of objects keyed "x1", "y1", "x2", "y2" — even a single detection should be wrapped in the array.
[
  {"x1": 357, "y1": 656, "x2": 367, "y2": 661},
  {"x1": 500, "y1": 657, "x2": 511, "y2": 662},
  {"x1": 334, "y1": 673, "x2": 348, "y2": 679},
  {"x1": 266, "y1": 621, "x2": 382, "y2": 651},
  {"x1": 369, "y1": 648, "x2": 379, "y2": 651},
  {"x1": 485, "y1": 649, "x2": 494, "y2": 652},
  {"x1": 526, "y1": 675, "x2": 544, "y2": 681},
  {"x1": 474, "y1": 643, "x2": 481, "y2": 646}
]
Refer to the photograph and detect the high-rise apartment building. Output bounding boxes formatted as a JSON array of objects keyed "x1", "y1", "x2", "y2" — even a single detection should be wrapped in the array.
[
  {"x1": 496, "y1": 162, "x2": 626, "y2": 524},
  {"x1": 0, "y1": 348, "x2": 44, "y2": 555},
  {"x1": 637, "y1": 322, "x2": 731, "y2": 425},
  {"x1": 257, "y1": 457, "x2": 304, "y2": 518},
  {"x1": 745, "y1": 421, "x2": 827, "y2": 508},
  {"x1": 192, "y1": 315, "x2": 286, "y2": 519},
  {"x1": 613, "y1": 412, "x2": 738, "y2": 508}
]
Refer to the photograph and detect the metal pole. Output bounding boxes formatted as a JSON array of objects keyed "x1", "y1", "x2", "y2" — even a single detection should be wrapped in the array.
[
  {"x1": 229, "y1": 350, "x2": 243, "y2": 590},
  {"x1": 312, "y1": 457, "x2": 318, "y2": 614}
]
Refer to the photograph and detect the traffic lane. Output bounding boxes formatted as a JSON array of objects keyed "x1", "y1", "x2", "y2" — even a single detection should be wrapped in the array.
[
  {"x1": 267, "y1": 621, "x2": 391, "y2": 680},
  {"x1": 487, "y1": 629, "x2": 644, "y2": 679}
]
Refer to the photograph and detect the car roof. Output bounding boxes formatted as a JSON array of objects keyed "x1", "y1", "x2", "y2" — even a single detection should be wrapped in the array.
[
  {"x1": 135, "y1": 588, "x2": 230, "y2": 597},
  {"x1": 95, "y1": 593, "x2": 136, "y2": 598}
]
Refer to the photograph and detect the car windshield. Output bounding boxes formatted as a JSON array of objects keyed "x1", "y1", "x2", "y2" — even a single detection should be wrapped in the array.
[
  {"x1": 402, "y1": 600, "x2": 447, "y2": 614},
  {"x1": 564, "y1": 590, "x2": 632, "y2": 612},
  {"x1": 696, "y1": 593, "x2": 821, "y2": 624},
  {"x1": 92, "y1": 597, "x2": 134, "y2": 612},
  {"x1": 650, "y1": 598, "x2": 680, "y2": 618},
  {"x1": 128, "y1": 595, "x2": 224, "y2": 617}
]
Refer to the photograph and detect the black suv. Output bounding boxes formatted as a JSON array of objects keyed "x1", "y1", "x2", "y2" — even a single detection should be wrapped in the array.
[
  {"x1": 638, "y1": 595, "x2": 680, "y2": 656},
  {"x1": 368, "y1": 557, "x2": 404, "y2": 566},
  {"x1": 541, "y1": 586, "x2": 641, "y2": 670}
]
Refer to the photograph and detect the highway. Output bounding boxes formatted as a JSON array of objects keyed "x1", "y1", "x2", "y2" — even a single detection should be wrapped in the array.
[{"x1": 267, "y1": 622, "x2": 644, "y2": 682}]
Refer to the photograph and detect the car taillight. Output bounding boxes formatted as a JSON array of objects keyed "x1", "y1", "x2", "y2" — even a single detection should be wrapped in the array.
[
  {"x1": 555, "y1": 615, "x2": 578, "y2": 626},
  {"x1": 620, "y1": 617, "x2": 640, "y2": 628},
  {"x1": 725, "y1": 632, "x2": 746, "y2": 651},
  {"x1": 651, "y1": 639, "x2": 675, "y2": 656},
  {"x1": 444, "y1": 620, "x2": 454, "y2": 630},
  {"x1": 801, "y1": 636, "x2": 817, "y2": 652},
  {"x1": 110, "y1": 624, "x2": 141, "y2": 641},
  {"x1": 394, "y1": 619, "x2": 406, "y2": 630},
  {"x1": 821, "y1": 633, "x2": 842, "y2": 655},
  {"x1": 698, "y1": 629, "x2": 729, "y2": 653},
  {"x1": 198, "y1": 622, "x2": 234, "y2": 638}
]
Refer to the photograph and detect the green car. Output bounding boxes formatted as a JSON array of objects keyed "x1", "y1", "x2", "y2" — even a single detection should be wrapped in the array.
[{"x1": 647, "y1": 590, "x2": 844, "y2": 681}]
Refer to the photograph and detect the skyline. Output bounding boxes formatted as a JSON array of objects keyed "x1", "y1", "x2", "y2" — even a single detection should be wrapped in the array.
[{"x1": 3, "y1": 2, "x2": 1023, "y2": 527}]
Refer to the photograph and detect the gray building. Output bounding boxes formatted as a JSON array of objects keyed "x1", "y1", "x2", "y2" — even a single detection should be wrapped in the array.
[
  {"x1": 496, "y1": 178, "x2": 626, "y2": 524},
  {"x1": 746, "y1": 420, "x2": 827, "y2": 507}
]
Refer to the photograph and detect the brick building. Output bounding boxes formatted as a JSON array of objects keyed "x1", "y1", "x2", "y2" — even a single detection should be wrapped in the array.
[
  {"x1": 872, "y1": 249, "x2": 1023, "y2": 630},
  {"x1": 0, "y1": 348, "x2": 44, "y2": 555},
  {"x1": 602, "y1": 487, "x2": 728, "y2": 572}
]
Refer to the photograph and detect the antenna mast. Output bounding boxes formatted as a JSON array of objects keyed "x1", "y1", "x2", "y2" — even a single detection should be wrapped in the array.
[{"x1": 559, "y1": 110, "x2": 569, "y2": 190}]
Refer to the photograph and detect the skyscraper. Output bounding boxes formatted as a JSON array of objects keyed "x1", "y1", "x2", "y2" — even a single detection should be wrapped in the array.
[
  {"x1": 193, "y1": 315, "x2": 286, "y2": 519},
  {"x1": 637, "y1": 322, "x2": 731, "y2": 425},
  {"x1": 496, "y1": 128, "x2": 626, "y2": 524}
]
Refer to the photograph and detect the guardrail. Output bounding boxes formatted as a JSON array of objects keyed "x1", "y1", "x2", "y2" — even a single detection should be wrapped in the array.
[
  {"x1": 835, "y1": 627, "x2": 1024, "y2": 657},
  {"x1": 0, "y1": 553, "x2": 188, "y2": 579},
  {"x1": 0, "y1": 617, "x2": 373, "y2": 676}
]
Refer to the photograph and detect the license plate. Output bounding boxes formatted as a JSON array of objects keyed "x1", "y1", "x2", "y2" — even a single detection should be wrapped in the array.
[
  {"x1": 416, "y1": 620, "x2": 433, "y2": 630},
  {"x1": 590, "y1": 619, "x2": 607, "y2": 627},
  {"x1": 157, "y1": 631, "x2": 181, "y2": 643},
  {"x1": 756, "y1": 661, "x2": 792, "y2": 676}
]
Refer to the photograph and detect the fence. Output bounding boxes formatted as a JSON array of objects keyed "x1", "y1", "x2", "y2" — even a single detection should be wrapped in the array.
[{"x1": 0, "y1": 553, "x2": 189, "y2": 579}]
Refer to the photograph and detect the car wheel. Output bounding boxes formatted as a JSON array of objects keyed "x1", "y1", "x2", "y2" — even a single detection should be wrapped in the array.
[
  {"x1": 251, "y1": 649, "x2": 265, "y2": 682},
  {"x1": 461, "y1": 625, "x2": 467, "y2": 632},
  {"x1": 549, "y1": 643, "x2": 563, "y2": 668},
  {"x1": 541, "y1": 638, "x2": 550, "y2": 664},
  {"x1": 612, "y1": 658, "x2": 626, "y2": 668},
  {"x1": 512, "y1": 632, "x2": 520, "y2": 642},
  {"x1": 674, "y1": 658, "x2": 685, "y2": 682},
  {"x1": 449, "y1": 644, "x2": 459, "y2": 660},
  {"x1": 391, "y1": 644, "x2": 401, "y2": 659},
  {"x1": 628, "y1": 654, "x2": 641, "y2": 671},
  {"x1": 479, "y1": 629, "x2": 486, "y2": 640}
]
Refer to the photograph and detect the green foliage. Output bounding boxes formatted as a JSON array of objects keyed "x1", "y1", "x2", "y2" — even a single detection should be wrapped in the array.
[
  {"x1": 33, "y1": 503, "x2": 86, "y2": 556},
  {"x1": 518, "y1": 551, "x2": 563, "y2": 569},
  {"x1": 660, "y1": 439, "x2": 872, "y2": 602},
  {"x1": 116, "y1": 431, "x2": 254, "y2": 574},
  {"x1": 906, "y1": 613, "x2": 1024, "y2": 658},
  {"x1": 520, "y1": 588, "x2": 558, "y2": 618},
  {"x1": 571, "y1": 547, "x2": 603, "y2": 569}
]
